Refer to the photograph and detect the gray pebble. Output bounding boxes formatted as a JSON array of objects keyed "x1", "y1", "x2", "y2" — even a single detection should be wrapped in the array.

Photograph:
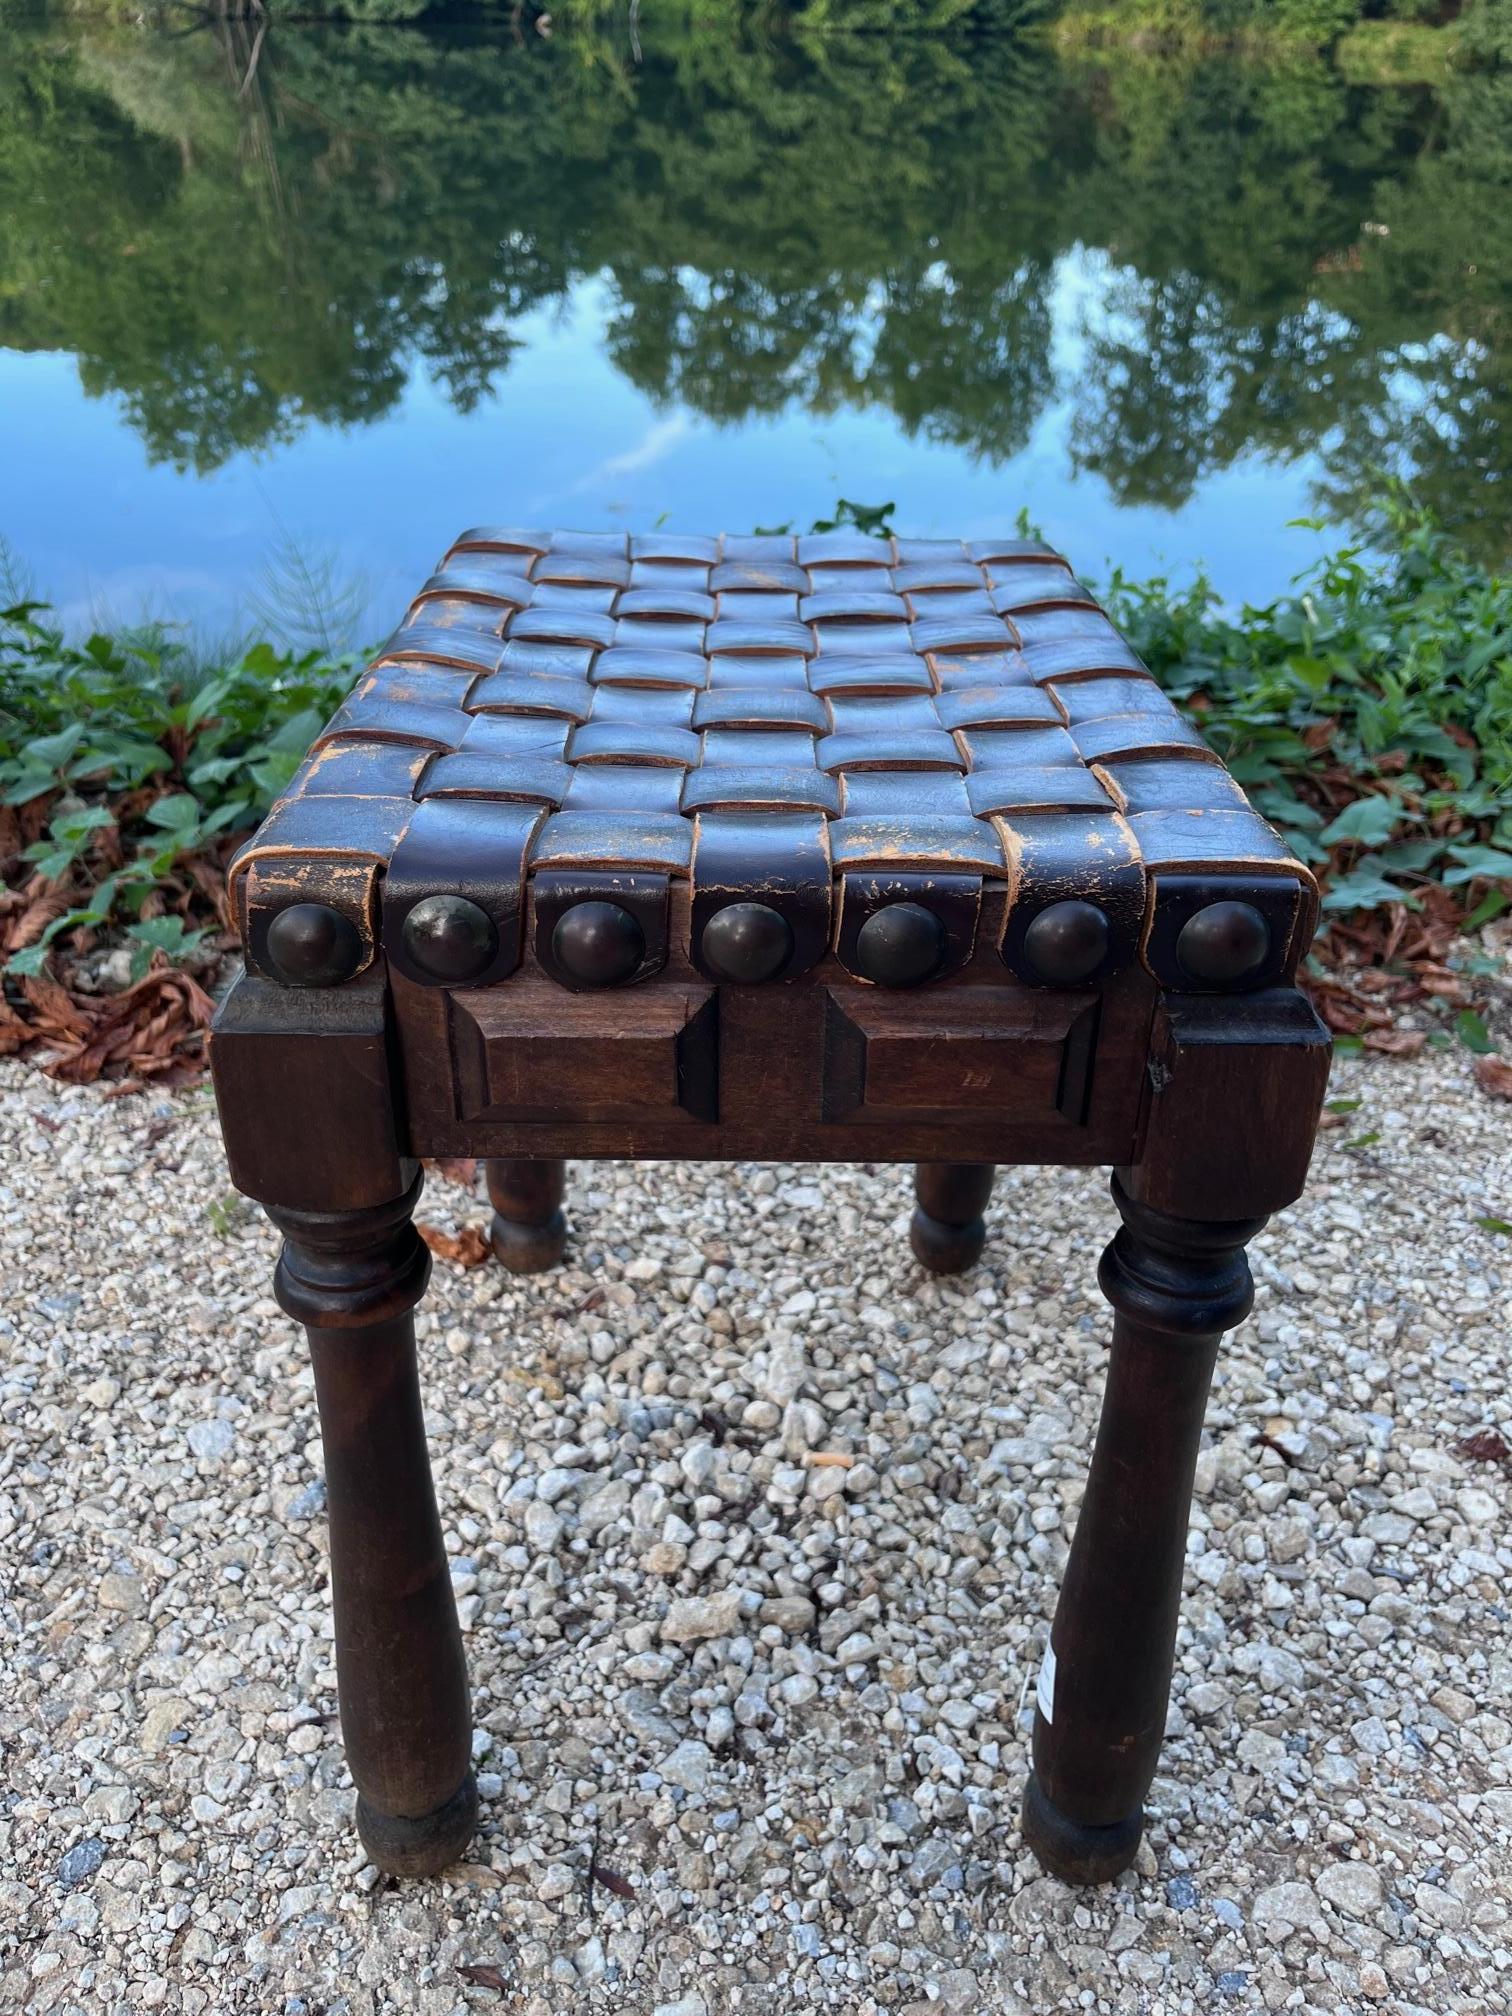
[
  {"x1": 58, "y1": 1839, "x2": 106, "y2": 1889},
  {"x1": 186, "y1": 1418, "x2": 235, "y2": 1461}
]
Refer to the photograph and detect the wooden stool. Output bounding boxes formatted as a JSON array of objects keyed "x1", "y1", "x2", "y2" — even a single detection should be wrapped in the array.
[{"x1": 210, "y1": 527, "x2": 1330, "y2": 1884}]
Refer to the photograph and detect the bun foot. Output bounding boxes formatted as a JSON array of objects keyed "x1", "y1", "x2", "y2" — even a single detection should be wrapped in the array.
[
  {"x1": 1021, "y1": 1774, "x2": 1143, "y2": 1886},
  {"x1": 357, "y1": 1771, "x2": 480, "y2": 1879},
  {"x1": 489, "y1": 1207, "x2": 567, "y2": 1274},
  {"x1": 909, "y1": 1162, "x2": 995, "y2": 1275},
  {"x1": 485, "y1": 1159, "x2": 568, "y2": 1274},
  {"x1": 909, "y1": 1204, "x2": 986, "y2": 1275}
]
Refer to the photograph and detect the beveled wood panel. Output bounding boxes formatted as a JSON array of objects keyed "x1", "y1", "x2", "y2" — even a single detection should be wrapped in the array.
[
  {"x1": 396, "y1": 964, "x2": 1155, "y2": 1165},
  {"x1": 822, "y1": 986, "x2": 1096, "y2": 1124},
  {"x1": 450, "y1": 981, "x2": 716, "y2": 1123}
]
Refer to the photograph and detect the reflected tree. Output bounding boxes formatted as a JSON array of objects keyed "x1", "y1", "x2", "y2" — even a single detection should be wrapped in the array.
[{"x1": 0, "y1": 9, "x2": 1507, "y2": 553}]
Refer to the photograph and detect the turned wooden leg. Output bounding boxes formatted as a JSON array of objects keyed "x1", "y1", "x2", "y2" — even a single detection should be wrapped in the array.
[
  {"x1": 910, "y1": 1162, "x2": 995, "y2": 1274},
  {"x1": 269, "y1": 1177, "x2": 477, "y2": 1877},
  {"x1": 1022, "y1": 1176, "x2": 1264, "y2": 1884},
  {"x1": 486, "y1": 1157, "x2": 567, "y2": 1274}
]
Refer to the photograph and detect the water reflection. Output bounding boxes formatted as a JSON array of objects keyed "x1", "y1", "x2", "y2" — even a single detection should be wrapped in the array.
[{"x1": 2, "y1": 12, "x2": 1508, "y2": 577}]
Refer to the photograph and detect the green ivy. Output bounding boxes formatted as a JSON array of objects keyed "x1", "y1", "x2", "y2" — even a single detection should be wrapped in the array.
[
  {"x1": 0, "y1": 604, "x2": 352, "y2": 974},
  {"x1": 1098, "y1": 497, "x2": 1512, "y2": 919}
]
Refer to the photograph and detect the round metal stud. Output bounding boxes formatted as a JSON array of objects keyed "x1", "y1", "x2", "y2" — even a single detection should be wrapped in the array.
[
  {"x1": 265, "y1": 902, "x2": 363, "y2": 988},
  {"x1": 1022, "y1": 900, "x2": 1110, "y2": 985},
  {"x1": 552, "y1": 900, "x2": 645, "y2": 987},
  {"x1": 1177, "y1": 900, "x2": 1270, "y2": 986},
  {"x1": 700, "y1": 902, "x2": 793, "y2": 984},
  {"x1": 855, "y1": 902, "x2": 946, "y2": 988},
  {"x1": 401, "y1": 893, "x2": 498, "y2": 984}
]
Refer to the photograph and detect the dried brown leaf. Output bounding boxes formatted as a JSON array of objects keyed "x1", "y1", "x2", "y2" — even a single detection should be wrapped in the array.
[
  {"x1": 1, "y1": 965, "x2": 215, "y2": 1088},
  {"x1": 1317, "y1": 996, "x2": 1367, "y2": 1035},
  {"x1": 22, "y1": 971, "x2": 93, "y2": 1039},
  {"x1": 1418, "y1": 974, "x2": 1471, "y2": 1006},
  {"x1": 550, "y1": 1286, "x2": 604, "y2": 1319},
  {"x1": 0, "y1": 995, "x2": 36, "y2": 1054},
  {"x1": 1453, "y1": 1429, "x2": 1512, "y2": 1468},
  {"x1": 1362, "y1": 1028, "x2": 1427, "y2": 1057},
  {"x1": 1354, "y1": 968, "x2": 1403, "y2": 997},
  {"x1": 429, "y1": 1157, "x2": 479, "y2": 1190},
  {"x1": 456, "y1": 1961, "x2": 511, "y2": 1996},
  {"x1": 590, "y1": 1864, "x2": 635, "y2": 1900},
  {"x1": 418, "y1": 1222, "x2": 491, "y2": 1269},
  {"x1": 1473, "y1": 1054, "x2": 1512, "y2": 1101},
  {"x1": 1, "y1": 888, "x2": 70, "y2": 955}
]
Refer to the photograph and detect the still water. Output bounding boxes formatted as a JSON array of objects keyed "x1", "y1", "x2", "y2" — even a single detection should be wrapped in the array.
[{"x1": 3, "y1": 12, "x2": 1506, "y2": 641}]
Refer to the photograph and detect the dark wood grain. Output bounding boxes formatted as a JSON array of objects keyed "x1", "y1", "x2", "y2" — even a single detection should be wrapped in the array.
[
  {"x1": 823, "y1": 988, "x2": 1097, "y2": 1124},
  {"x1": 453, "y1": 980, "x2": 716, "y2": 1124},
  {"x1": 1022, "y1": 1179, "x2": 1264, "y2": 1884},
  {"x1": 1121, "y1": 988, "x2": 1332, "y2": 1219},
  {"x1": 388, "y1": 888, "x2": 1156, "y2": 1163},
  {"x1": 485, "y1": 1157, "x2": 568, "y2": 1273},
  {"x1": 210, "y1": 974, "x2": 415, "y2": 1213},
  {"x1": 269, "y1": 1180, "x2": 476, "y2": 1876},
  {"x1": 910, "y1": 1162, "x2": 997, "y2": 1273}
]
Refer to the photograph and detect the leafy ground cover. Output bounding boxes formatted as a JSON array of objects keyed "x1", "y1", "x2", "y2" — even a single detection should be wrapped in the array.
[
  {"x1": 0, "y1": 616, "x2": 351, "y2": 1082},
  {"x1": 1, "y1": 503, "x2": 1509, "y2": 1088},
  {"x1": 1101, "y1": 501, "x2": 1512, "y2": 1064}
]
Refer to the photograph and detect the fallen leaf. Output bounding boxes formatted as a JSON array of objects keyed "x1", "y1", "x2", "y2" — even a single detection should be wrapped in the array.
[
  {"x1": 8, "y1": 966, "x2": 216, "y2": 1087},
  {"x1": 1354, "y1": 968, "x2": 1402, "y2": 997},
  {"x1": 1, "y1": 887, "x2": 70, "y2": 954},
  {"x1": 590, "y1": 1863, "x2": 635, "y2": 1899},
  {"x1": 418, "y1": 1222, "x2": 491, "y2": 1268},
  {"x1": 1362, "y1": 1028, "x2": 1426, "y2": 1056},
  {"x1": 1456, "y1": 1009, "x2": 1495, "y2": 1054},
  {"x1": 0, "y1": 997, "x2": 36, "y2": 1054},
  {"x1": 457, "y1": 1961, "x2": 511, "y2": 1996},
  {"x1": 551, "y1": 1287, "x2": 604, "y2": 1318},
  {"x1": 1417, "y1": 972, "x2": 1471, "y2": 1005},
  {"x1": 429, "y1": 1157, "x2": 479, "y2": 1190},
  {"x1": 1453, "y1": 1429, "x2": 1512, "y2": 1468},
  {"x1": 22, "y1": 970, "x2": 92, "y2": 1040},
  {"x1": 1473, "y1": 1054, "x2": 1512, "y2": 1101}
]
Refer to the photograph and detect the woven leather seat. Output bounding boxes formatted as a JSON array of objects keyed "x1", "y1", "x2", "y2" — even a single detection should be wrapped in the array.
[
  {"x1": 211, "y1": 524, "x2": 1332, "y2": 1890},
  {"x1": 231, "y1": 527, "x2": 1312, "y2": 1003}
]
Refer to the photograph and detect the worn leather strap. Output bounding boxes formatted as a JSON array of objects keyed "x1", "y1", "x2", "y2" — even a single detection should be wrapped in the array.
[{"x1": 230, "y1": 528, "x2": 1315, "y2": 990}]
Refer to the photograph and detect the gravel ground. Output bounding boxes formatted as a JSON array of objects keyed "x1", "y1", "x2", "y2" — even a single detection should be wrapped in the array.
[{"x1": 2, "y1": 1042, "x2": 1511, "y2": 2016}]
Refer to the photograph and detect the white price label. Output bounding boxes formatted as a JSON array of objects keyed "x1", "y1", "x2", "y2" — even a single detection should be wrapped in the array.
[{"x1": 1036, "y1": 1643, "x2": 1057, "y2": 1725}]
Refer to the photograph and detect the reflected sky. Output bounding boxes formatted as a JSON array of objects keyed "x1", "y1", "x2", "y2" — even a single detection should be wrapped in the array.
[
  {"x1": 3, "y1": 263, "x2": 1335, "y2": 644},
  {"x1": 9, "y1": 6, "x2": 1504, "y2": 643}
]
